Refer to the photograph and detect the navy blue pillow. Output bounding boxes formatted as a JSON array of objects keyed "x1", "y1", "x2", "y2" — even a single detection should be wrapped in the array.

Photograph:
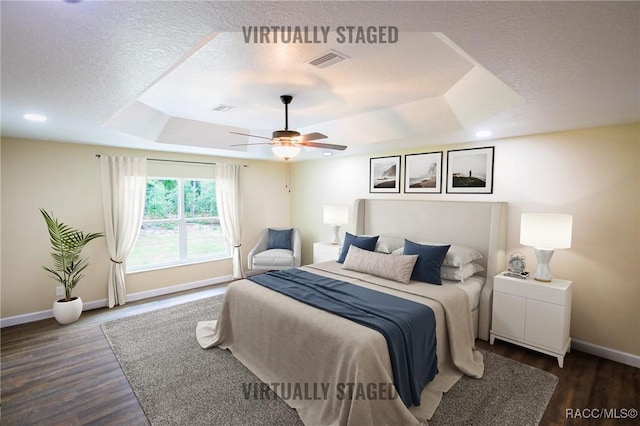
[
  {"x1": 337, "y1": 232, "x2": 379, "y2": 263},
  {"x1": 267, "y1": 228, "x2": 293, "y2": 250},
  {"x1": 403, "y1": 239, "x2": 450, "y2": 285}
]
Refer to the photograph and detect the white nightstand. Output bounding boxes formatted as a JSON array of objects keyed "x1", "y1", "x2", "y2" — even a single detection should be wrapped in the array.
[
  {"x1": 490, "y1": 273, "x2": 572, "y2": 367},
  {"x1": 313, "y1": 242, "x2": 342, "y2": 263}
]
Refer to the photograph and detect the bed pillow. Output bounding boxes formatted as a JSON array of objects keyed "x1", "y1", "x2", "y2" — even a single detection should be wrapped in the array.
[
  {"x1": 337, "y1": 232, "x2": 379, "y2": 263},
  {"x1": 375, "y1": 236, "x2": 405, "y2": 254},
  {"x1": 343, "y1": 246, "x2": 418, "y2": 284},
  {"x1": 441, "y1": 262, "x2": 484, "y2": 282},
  {"x1": 267, "y1": 228, "x2": 293, "y2": 250},
  {"x1": 403, "y1": 239, "x2": 450, "y2": 285},
  {"x1": 393, "y1": 243, "x2": 483, "y2": 268}
]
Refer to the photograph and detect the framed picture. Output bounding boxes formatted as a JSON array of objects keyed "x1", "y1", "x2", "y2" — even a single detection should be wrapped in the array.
[
  {"x1": 369, "y1": 155, "x2": 401, "y2": 193},
  {"x1": 446, "y1": 146, "x2": 495, "y2": 194},
  {"x1": 404, "y1": 152, "x2": 443, "y2": 193}
]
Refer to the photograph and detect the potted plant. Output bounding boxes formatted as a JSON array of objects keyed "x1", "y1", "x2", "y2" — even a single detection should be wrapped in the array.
[{"x1": 41, "y1": 209, "x2": 104, "y2": 324}]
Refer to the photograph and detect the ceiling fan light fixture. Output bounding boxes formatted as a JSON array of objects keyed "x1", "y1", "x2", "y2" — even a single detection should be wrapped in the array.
[
  {"x1": 229, "y1": 94, "x2": 346, "y2": 156},
  {"x1": 273, "y1": 129, "x2": 300, "y2": 139},
  {"x1": 272, "y1": 145, "x2": 301, "y2": 160}
]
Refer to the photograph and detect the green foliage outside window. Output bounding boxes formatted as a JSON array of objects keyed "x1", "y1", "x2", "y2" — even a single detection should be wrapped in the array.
[
  {"x1": 128, "y1": 178, "x2": 228, "y2": 270},
  {"x1": 144, "y1": 179, "x2": 178, "y2": 220},
  {"x1": 183, "y1": 180, "x2": 217, "y2": 218}
]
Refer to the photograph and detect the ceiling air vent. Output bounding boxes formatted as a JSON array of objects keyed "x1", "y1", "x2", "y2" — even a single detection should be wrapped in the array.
[
  {"x1": 306, "y1": 49, "x2": 349, "y2": 69},
  {"x1": 211, "y1": 104, "x2": 235, "y2": 112}
]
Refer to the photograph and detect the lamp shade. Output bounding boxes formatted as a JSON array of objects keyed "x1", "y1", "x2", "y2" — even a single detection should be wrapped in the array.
[
  {"x1": 323, "y1": 205, "x2": 349, "y2": 225},
  {"x1": 272, "y1": 145, "x2": 301, "y2": 160},
  {"x1": 520, "y1": 213, "x2": 573, "y2": 249}
]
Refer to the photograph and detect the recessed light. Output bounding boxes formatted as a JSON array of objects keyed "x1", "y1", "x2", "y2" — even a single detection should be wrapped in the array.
[
  {"x1": 323, "y1": 152, "x2": 333, "y2": 157},
  {"x1": 24, "y1": 113, "x2": 47, "y2": 122},
  {"x1": 475, "y1": 130, "x2": 492, "y2": 138}
]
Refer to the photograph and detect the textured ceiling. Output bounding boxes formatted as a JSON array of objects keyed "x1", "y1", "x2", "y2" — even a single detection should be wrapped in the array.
[{"x1": 1, "y1": 1, "x2": 638, "y2": 161}]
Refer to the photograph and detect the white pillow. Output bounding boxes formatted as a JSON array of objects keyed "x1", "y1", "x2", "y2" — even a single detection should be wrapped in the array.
[
  {"x1": 375, "y1": 236, "x2": 404, "y2": 254},
  {"x1": 441, "y1": 262, "x2": 484, "y2": 282},
  {"x1": 343, "y1": 245, "x2": 418, "y2": 284},
  {"x1": 392, "y1": 242, "x2": 483, "y2": 268}
]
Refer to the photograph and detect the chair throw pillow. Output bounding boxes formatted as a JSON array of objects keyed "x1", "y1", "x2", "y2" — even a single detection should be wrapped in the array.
[{"x1": 267, "y1": 228, "x2": 293, "y2": 250}]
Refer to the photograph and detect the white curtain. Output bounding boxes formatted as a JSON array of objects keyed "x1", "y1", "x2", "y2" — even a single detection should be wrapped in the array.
[
  {"x1": 100, "y1": 156, "x2": 147, "y2": 308},
  {"x1": 215, "y1": 163, "x2": 245, "y2": 279}
]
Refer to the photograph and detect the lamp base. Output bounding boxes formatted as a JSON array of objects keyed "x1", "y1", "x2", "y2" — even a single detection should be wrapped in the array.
[
  {"x1": 533, "y1": 248, "x2": 554, "y2": 282},
  {"x1": 330, "y1": 225, "x2": 340, "y2": 245}
]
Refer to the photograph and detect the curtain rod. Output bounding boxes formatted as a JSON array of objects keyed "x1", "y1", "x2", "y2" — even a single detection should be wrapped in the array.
[{"x1": 95, "y1": 154, "x2": 248, "y2": 167}]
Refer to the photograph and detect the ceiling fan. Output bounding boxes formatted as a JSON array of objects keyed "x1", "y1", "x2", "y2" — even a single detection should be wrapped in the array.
[{"x1": 231, "y1": 95, "x2": 347, "y2": 160}]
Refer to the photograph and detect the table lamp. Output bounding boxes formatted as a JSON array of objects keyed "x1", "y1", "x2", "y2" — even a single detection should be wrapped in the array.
[
  {"x1": 520, "y1": 213, "x2": 573, "y2": 282},
  {"x1": 323, "y1": 205, "x2": 349, "y2": 245}
]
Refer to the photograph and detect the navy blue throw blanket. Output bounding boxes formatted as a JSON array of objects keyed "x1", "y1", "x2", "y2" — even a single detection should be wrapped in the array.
[{"x1": 248, "y1": 268, "x2": 438, "y2": 408}]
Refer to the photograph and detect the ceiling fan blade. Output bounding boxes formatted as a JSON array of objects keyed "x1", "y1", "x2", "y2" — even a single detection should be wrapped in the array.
[
  {"x1": 230, "y1": 142, "x2": 272, "y2": 147},
  {"x1": 231, "y1": 98, "x2": 336, "y2": 155},
  {"x1": 300, "y1": 141, "x2": 347, "y2": 151},
  {"x1": 298, "y1": 132, "x2": 328, "y2": 142},
  {"x1": 230, "y1": 131, "x2": 271, "y2": 141}
]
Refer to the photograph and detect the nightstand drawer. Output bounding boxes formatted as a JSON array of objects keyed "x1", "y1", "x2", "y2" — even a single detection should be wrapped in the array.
[{"x1": 494, "y1": 275, "x2": 571, "y2": 305}]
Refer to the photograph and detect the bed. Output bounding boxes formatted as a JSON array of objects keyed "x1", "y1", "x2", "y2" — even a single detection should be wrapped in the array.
[
  {"x1": 352, "y1": 199, "x2": 507, "y2": 341},
  {"x1": 197, "y1": 199, "x2": 507, "y2": 425}
]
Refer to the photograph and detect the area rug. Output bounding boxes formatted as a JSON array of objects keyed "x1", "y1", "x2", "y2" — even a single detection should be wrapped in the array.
[{"x1": 101, "y1": 295, "x2": 558, "y2": 426}]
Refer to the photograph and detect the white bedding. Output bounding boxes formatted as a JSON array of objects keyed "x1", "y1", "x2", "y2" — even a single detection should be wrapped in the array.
[
  {"x1": 322, "y1": 257, "x2": 485, "y2": 311},
  {"x1": 444, "y1": 275, "x2": 485, "y2": 311}
]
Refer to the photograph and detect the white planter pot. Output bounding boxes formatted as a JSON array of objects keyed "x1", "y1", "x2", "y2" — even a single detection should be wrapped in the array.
[{"x1": 53, "y1": 297, "x2": 83, "y2": 324}]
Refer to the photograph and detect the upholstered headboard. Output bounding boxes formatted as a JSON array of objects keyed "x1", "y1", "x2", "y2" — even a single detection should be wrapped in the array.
[{"x1": 353, "y1": 199, "x2": 507, "y2": 341}]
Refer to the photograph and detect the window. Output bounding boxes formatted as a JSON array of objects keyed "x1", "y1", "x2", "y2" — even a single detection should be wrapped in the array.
[{"x1": 127, "y1": 178, "x2": 229, "y2": 271}]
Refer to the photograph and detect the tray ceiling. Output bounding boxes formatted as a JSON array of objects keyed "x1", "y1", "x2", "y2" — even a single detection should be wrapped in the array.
[{"x1": 1, "y1": 1, "x2": 638, "y2": 161}]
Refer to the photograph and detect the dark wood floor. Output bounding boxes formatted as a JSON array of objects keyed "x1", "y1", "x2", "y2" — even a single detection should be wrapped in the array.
[
  {"x1": 474, "y1": 340, "x2": 639, "y2": 425},
  {"x1": 2, "y1": 286, "x2": 638, "y2": 425}
]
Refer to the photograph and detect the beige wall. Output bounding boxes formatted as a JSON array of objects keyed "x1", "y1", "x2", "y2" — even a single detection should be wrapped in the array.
[
  {"x1": 3, "y1": 124, "x2": 639, "y2": 357},
  {"x1": 290, "y1": 123, "x2": 640, "y2": 356},
  {"x1": 0, "y1": 137, "x2": 291, "y2": 318}
]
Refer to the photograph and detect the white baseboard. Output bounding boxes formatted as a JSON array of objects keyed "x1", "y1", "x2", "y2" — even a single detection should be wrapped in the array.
[
  {"x1": 125, "y1": 275, "x2": 232, "y2": 303},
  {"x1": 572, "y1": 339, "x2": 640, "y2": 368},
  {"x1": 0, "y1": 275, "x2": 233, "y2": 328},
  {"x1": 0, "y1": 308, "x2": 55, "y2": 328}
]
